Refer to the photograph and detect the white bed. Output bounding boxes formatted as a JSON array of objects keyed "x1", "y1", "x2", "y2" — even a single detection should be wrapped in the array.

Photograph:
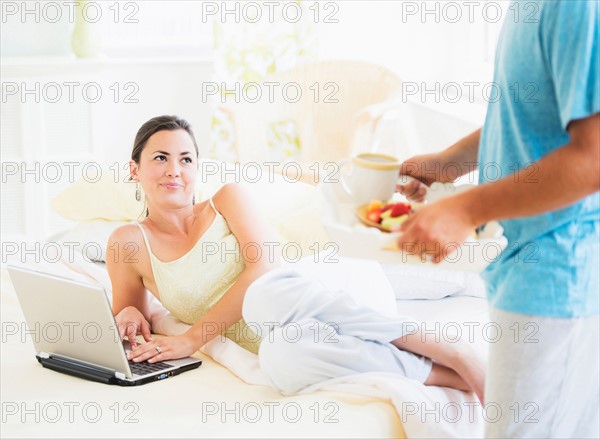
[
  {"x1": 1, "y1": 256, "x2": 491, "y2": 438},
  {"x1": 1, "y1": 161, "x2": 494, "y2": 438}
]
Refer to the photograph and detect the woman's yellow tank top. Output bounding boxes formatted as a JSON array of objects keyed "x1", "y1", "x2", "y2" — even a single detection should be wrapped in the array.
[{"x1": 135, "y1": 198, "x2": 260, "y2": 353}]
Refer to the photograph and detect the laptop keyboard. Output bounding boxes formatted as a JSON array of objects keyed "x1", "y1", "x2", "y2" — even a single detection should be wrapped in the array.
[{"x1": 128, "y1": 359, "x2": 172, "y2": 376}]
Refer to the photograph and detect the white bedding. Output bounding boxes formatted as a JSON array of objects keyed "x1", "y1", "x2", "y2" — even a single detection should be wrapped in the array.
[{"x1": 1, "y1": 255, "x2": 490, "y2": 438}]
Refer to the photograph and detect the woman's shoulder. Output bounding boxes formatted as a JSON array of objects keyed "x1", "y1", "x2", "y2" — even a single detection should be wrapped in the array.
[
  {"x1": 104, "y1": 222, "x2": 147, "y2": 273},
  {"x1": 211, "y1": 183, "x2": 251, "y2": 213},
  {"x1": 107, "y1": 222, "x2": 145, "y2": 252},
  {"x1": 213, "y1": 182, "x2": 247, "y2": 197}
]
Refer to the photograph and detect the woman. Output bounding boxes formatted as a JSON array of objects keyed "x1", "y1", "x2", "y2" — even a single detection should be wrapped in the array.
[{"x1": 109, "y1": 115, "x2": 485, "y2": 402}]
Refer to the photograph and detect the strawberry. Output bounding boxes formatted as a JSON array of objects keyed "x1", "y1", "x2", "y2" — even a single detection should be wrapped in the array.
[
  {"x1": 367, "y1": 208, "x2": 382, "y2": 223},
  {"x1": 390, "y1": 202, "x2": 411, "y2": 218}
]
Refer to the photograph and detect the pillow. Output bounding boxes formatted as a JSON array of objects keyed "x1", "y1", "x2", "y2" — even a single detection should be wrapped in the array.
[
  {"x1": 52, "y1": 159, "x2": 331, "y2": 261},
  {"x1": 282, "y1": 256, "x2": 398, "y2": 318},
  {"x1": 56, "y1": 252, "x2": 398, "y2": 336},
  {"x1": 380, "y1": 263, "x2": 487, "y2": 300},
  {"x1": 50, "y1": 159, "x2": 224, "y2": 222},
  {"x1": 58, "y1": 220, "x2": 131, "y2": 262},
  {"x1": 51, "y1": 168, "x2": 147, "y2": 222},
  {"x1": 153, "y1": 256, "x2": 401, "y2": 336}
]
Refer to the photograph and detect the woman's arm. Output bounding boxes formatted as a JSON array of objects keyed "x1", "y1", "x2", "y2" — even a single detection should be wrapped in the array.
[
  {"x1": 186, "y1": 183, "x2": 280, "y2": 344},
  {"x1": 107, "y1": 225, "x2": 153, "y2": 347}
]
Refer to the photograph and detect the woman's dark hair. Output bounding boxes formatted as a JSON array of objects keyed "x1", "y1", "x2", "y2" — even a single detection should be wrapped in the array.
[
  {"x1": 131, "y1": 115, "x2": 199, "y2": 164},
  {"x1": 131, "y1": 115, "x2": 199, "y2": 217}
]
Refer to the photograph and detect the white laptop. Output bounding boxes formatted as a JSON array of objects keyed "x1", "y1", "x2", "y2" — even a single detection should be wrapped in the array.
[{"x1": 7, "y1": 264, "x2": 201, "y2": 386}]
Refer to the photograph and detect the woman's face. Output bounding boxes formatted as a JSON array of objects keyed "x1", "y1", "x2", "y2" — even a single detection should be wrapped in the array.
[{"x1": 130, "y1": 129, "x2": 198, "y2": 211}]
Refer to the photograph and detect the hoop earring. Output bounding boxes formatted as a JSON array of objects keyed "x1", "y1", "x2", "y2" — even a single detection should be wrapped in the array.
[{"x1": 135, "y1": 182, "x2": 141, "y2": 202}]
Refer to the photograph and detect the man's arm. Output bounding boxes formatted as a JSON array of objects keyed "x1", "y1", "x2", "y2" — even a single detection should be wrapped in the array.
[
  {"x1": 398, "y1": 129, "x2": 481, "y2": 201},
  {"x1": 461, "y1": 114, "x2": 599, "y2": 226},
  {"x1": 439, "y1": 128, "x2": 481, "y2": 181},
  {"x1": 397, "y1": 114, "x2": 599, "y2": 262}
]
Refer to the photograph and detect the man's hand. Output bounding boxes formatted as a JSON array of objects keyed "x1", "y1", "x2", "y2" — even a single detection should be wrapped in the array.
[
  {"x1": 396, "y1": 195, "x2": 477, "y2": 263},
  {"x1": 397, "y1": 129, "x2": 482, "y2": 202},
  {"x1": 397, "y1": 153, "x2": 446, "y2": 202}
]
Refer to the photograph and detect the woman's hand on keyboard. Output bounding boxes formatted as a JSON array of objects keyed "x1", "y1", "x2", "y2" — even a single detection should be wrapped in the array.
[
  {"x1": 127, "y1": 333, "x2": 198, "y2": 363},
  {"x1": 115, "y1": 305, "x2": 153, "y2": 348}
]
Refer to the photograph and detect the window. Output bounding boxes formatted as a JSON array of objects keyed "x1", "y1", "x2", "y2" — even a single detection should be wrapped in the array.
[
  {"x1": 464, "y1": 1, "x2": 509, "y2": 84},
  {"x1": 97, "y1": 1, "x2": 213, "y2": 58}
]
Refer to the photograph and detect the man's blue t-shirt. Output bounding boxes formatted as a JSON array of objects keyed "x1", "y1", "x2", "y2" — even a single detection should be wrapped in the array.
[{"x1": 479, "y1": 0, "x2": 600, "y2": 317}]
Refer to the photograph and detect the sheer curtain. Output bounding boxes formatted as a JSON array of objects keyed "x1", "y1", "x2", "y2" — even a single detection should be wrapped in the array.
[{"x1": 208, "y1": 8, "x2": 317, "y2": 161}]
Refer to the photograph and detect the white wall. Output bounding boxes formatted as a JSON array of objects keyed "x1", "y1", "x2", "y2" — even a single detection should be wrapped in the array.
[
  {"x1": 1, "y1": 0, "x2": 504, "y2": 255},
  {"x1": 1, "y1": 57, "x2": 214, "y2": 247},
  {"x1": 317, "y1": 1, "x2": 473, "y2": 83},
  {"x1": 315, "y1": 1, "x2": 505, "y2": 126},
  {"x1": 321, "y1": 1, "x2": 504, "y2": 82}
]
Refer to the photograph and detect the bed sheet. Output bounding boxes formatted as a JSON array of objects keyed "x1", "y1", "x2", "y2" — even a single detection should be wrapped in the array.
[
  {"x1": 1, "y1": 265, "x2": 404, "y2": 439},
  {"x1": 1, "y1": 258, "x2": 490, "y2": 438}
]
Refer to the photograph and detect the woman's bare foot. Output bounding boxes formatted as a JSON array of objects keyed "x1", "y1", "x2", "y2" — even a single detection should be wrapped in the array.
[
  {"x1": 421, "y1": 345, "x2": 486, "y2": 403},
  {"x1": 424, "y1": 358, "x2": 485, "y2": 404},
  {"x1": 424, "y1": 363, "x2": 471, "y2": 392},
  {"x1": 391, "y1": 332, "x2": 486, "y2": 403},
  {"x1": 449, "y1": 344, "x2": 486, "y2": 404}
]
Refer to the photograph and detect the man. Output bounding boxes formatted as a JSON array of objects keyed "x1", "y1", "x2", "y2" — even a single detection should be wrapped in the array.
[{"x1": 397, "y1": 1, "x2": 599, "y2": 437}]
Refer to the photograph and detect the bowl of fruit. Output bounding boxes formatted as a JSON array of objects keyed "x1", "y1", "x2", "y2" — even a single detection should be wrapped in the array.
[
  {"x1": 356, "y1": 200, "x2": 414, "y2": 232},
  {"x1": 318, "y1": 176, "x2": 507, "y2": 271}
]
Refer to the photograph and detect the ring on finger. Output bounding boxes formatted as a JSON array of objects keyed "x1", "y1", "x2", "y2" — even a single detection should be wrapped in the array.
[{"x1": 155, "y1": 346, "x2": 162, "y2": 354}]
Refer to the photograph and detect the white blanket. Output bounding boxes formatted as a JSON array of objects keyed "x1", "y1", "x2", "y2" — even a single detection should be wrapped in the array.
[
  {"x1": 146, "y1": 256, "x2": 489, "y2": 438},
  {"x1": 7, "y1": 252, "x2": 489, "y2": 438},
  {"x1": 1, "y1": 265, "x2": 405, "y2": 438},
  {"x1": 198, "y1": 335, "x2": 486, "y2": 438}
]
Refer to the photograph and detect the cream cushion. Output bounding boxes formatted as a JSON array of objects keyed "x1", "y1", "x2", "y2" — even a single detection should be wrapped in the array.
[
  {"x1": 51, "y1": 168, "x2": 145, "y2": 222},
  {"x1": 51, "y1": 159, "x2": 330, "y2": 260}
]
